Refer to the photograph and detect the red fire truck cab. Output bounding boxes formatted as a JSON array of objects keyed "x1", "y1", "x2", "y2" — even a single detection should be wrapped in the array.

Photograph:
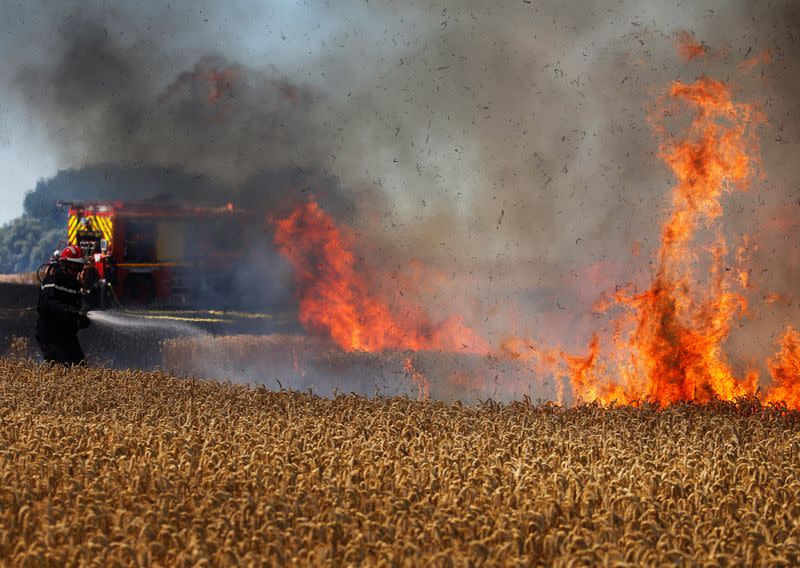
[{"x1": 62, "y1": 200, "x2": 249, "y2": 307}]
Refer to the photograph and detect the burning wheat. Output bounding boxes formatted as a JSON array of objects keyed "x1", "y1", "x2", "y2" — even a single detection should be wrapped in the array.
[
  {"x1": 1, "y1": 358, "x2": 798, "y2": 565},
  {"x1": 268, "y1": 74, "x2": 800, "y2": 411}
]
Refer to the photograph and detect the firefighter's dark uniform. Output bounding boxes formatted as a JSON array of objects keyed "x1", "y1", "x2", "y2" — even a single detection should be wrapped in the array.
[{"x1": 36, "y1": 267, "x2": 90, "y2": 366}]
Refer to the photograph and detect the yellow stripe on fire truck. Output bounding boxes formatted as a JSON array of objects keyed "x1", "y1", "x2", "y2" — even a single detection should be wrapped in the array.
[
  {"x1": 91, "y1": 215, "x2": 114, "y2": 241},
  {"x1": 68, "y1": 215, "x2": 80, "y2": 245},
  {"x1": 70, "y1": 215, "x2": 114, "y2": 243}
]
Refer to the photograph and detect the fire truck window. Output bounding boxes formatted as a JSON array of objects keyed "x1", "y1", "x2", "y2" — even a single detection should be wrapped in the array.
[{"x1": 123, "y1": 220, "x2": 156, "y2": 262}]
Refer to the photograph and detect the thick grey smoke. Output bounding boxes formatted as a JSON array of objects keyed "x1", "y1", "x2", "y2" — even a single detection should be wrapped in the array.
[
  {"x1": 15, "y1": 25, "x2": 321, "y2": 185},
  {"x1": 7, "y1": 0, "x2": 800, "y2": 353},
  {"x1": 11, "y1": 17, "x2": 361, "y2": 217}
]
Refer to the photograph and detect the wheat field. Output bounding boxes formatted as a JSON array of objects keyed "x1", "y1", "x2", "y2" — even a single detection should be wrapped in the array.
[
  {"x1": 0, "y1": 273, "x2": 37, "y2": 285},
  {"x1": 0, "y1": 357, "x2": 799, "y2": 566}
]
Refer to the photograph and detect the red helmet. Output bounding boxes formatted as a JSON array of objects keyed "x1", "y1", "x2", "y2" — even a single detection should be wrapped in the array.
[{"x1": 60, "y1": 245, "x2": 85, "y2": 265}]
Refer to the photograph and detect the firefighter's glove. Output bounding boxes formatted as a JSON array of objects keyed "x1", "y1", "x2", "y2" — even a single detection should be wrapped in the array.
[{"x1": 78, "y1": 313, "x2": 91, "y2": 329}]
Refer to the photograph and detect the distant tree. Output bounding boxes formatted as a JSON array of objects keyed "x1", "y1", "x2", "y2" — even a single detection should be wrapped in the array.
[{"x1": 0, "y1": 216, "x2": 63, "y2": 273}]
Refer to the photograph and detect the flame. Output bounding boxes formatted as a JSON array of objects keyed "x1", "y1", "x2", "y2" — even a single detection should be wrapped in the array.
[
  {"x1": 500, "y1": 74, "x2": 800, "y2": 409},
  {"x1": 766, "y1": 327, "x2": 800, "y2": 409},
  {"x1": 507, "y1": 77, "x2": 763, "y2": 406},
  {"x1": 273, "y1": 200, "x2": 488, "y2": 354},
  {"x1": 269, "y1": 64, "x2": 800, "y2": 409},
  {"x1": 586, "y1": 78, "x2": 760, "y2": 405},
  {"x1": 674, "y1": 31, "x2": 707, "y2": 61}
]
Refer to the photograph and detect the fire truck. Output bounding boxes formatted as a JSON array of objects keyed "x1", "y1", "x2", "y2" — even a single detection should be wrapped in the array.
[{"x1": 58, "y1": 200, "x2": 252, "y2": 307}]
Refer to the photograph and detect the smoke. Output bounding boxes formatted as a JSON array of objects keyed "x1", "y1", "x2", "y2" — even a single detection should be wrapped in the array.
[
  {"x1": 7, "y1": 1, "x2": 800, "y2": 356},
  {"x1": 12, "y1": 19, "x2": 348, "y2": 205}
]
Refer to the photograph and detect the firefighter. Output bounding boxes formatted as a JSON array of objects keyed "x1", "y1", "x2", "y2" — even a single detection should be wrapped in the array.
[{"x1": 35, "y1": 245, "x2": 91, "y2": 366}]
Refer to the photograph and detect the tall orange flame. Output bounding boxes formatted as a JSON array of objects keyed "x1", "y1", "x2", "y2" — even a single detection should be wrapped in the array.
[
  {"x1": 273, "y1": 200, "x2": 488, "y2": 354},
  {"x1": 510, "y1": 78, "x2": 764, "y2": 406},
  {"x1": 502, "y1": 75, "x2": 800, "y2": 409}
]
